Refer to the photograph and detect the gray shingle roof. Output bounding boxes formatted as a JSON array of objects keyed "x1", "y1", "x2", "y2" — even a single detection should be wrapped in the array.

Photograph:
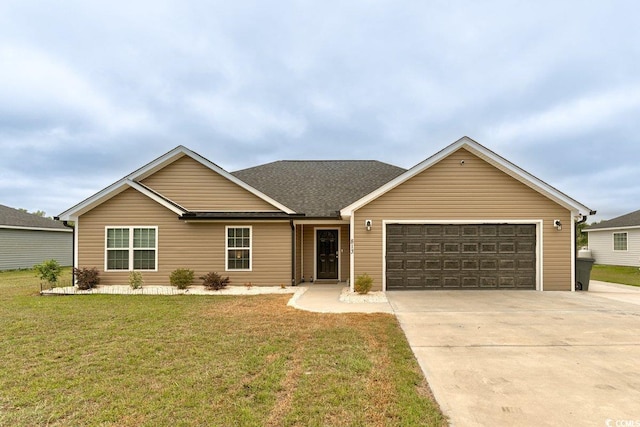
[
  {"x1": 585, "y1": 209, "x2": 640, "y2": 230},
  {"x1": 0, "y1": 204, "x2": 69, "y2": 230},
  {"x1": 232, "y1": 160, "x2": 407, "y2": 217}
]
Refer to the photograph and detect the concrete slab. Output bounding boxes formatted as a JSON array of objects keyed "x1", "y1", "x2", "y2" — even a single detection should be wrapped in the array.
[
  {"x1": 588, "y1": 280, "x2": 640, "y2": 306},
  {"x1": 387, "y1": 289, "x2": 640, "y2": 426}
]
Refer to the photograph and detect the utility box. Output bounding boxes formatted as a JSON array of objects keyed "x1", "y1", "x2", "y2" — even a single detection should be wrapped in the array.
[{"x1": 575, "y1": 257, "x2": 595, "y2": 291}]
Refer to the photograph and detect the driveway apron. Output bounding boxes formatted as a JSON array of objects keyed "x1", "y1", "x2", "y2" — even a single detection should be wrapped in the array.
[{"x1": 387, "y1": 288, "x2": 640, "y2": 426}]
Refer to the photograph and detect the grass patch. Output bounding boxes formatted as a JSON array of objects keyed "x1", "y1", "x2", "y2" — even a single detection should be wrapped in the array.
[
  {"x1": 0, "y1": 269, "x2": 446, "y2": 426},
  {"x1": 591, "y1": 264, "x2": 640, "y2": 287}
]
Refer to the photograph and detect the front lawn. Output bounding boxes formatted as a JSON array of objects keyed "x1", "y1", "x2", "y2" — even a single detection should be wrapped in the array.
[
  {"x1": 591, "y1": 264, "x2": 640, "y2": 287},
  {"x1": 0, "y1": 269, "x2": 446, "y2": 426}
]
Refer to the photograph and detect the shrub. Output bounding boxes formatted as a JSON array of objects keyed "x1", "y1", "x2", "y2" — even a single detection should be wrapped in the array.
[
  {"x1": 74, "y1": 267, "x2": 100, "y2": 290},
  {"x1": 201, "y1": 272, "x2": 230, "y2": 290},
  {"x1": 34, "y1": 259, "x2": 62, "y2": 288},
  {"x1": 354, "y1": 273, "x2": 373, "y2": 294},
  {"x1": 129, "y1": 271, "x2": 144, "y2": 289},
  {"x1": 170, "y1": 268, "x2": 194, "y2": 289}
]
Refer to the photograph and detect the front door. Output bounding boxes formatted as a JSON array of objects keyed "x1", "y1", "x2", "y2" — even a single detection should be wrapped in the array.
[{"x1": 316, "y1": 229, "x2": 339, "y2": 280}]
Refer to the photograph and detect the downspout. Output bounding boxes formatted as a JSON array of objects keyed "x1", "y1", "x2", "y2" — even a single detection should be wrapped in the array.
[
  {"x1": 62, "y1": 220, "x2": 75, "y2": 285},
  {"x1": 290, "y1": 219, "x2": 296, "y2": 286}
]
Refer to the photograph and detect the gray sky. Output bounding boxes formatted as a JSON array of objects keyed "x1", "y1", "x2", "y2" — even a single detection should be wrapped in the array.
[{"x1": 1, "y1": 1, "x2": 638, "y2": 223}]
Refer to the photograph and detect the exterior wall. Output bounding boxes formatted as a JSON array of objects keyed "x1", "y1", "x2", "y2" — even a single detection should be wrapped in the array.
[
  {"x1": 587, "y1": 228, "x2": 640, "y2": 267},
  {"x1": 141, "y1": 155, "x2": 278, "y2": 211},
  {"x1": 298, "y1": 223, "x2": 349, "y2": 283},
  {"x1": 352, "y1": 148, "x2": 573, "y2": 291},
  {"x1": 0, "y1": 228, "x2": 72, "y2": 270},
  {"x1": 77, "y1": 188, "x2": 291, "y2": 286}
]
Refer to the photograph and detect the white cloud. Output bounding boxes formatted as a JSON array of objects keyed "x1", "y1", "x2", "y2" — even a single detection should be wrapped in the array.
[
  {"x1": 0, "y1": 44, "x2": 154, "y2": 137},
  {"x1": 187, "y1": 94, "x2": 307, "y2": 141},
  {"x1": 486, "y1": 86, "x2": 640, "y2": 144}
]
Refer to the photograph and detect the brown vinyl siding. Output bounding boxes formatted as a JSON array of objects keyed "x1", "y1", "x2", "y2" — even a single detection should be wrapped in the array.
[
  {"x1": 141, "y1": 155, "x2": 278, "y2": 211},
  {"x1": 353, "y1": 148, "x2": 572, "y2": 291},
  {"x1": 78, "y1": 188, "x2": 291, "y2": 286}
]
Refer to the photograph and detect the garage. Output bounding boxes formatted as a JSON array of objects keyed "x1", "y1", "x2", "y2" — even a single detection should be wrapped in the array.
[{"x1": 386, "y1": 223, "x2": 536, "y2": 290}]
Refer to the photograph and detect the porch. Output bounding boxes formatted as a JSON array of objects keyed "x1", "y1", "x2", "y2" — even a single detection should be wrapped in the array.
[{"x1": 294, "y1": 222, "x2": 350, "y2": 286}]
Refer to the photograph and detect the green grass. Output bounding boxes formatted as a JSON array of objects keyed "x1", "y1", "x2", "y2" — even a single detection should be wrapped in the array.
[
  {"x1": 591, "y1": 264, "x2": 640, "y2": 287},
  {"x1": 0, "y1": 268, "x2": 446, "y2": 426}
]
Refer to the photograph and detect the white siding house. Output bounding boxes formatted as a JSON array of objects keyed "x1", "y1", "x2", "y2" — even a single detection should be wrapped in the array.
[
  {"x1": 585, "y1": 209, "x2": 640, "y2": 267},
  {"x1": 0, "y1": 204, "x2": 72, "y2": 270}
]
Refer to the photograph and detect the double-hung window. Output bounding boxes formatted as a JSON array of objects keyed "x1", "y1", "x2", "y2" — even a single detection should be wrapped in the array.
[
  {"x1": 226, "y1": 226, "x2": 251, "y2": 271},
  {"x1": 106, "y1": 226, "x2": 157, "y2": 271},
  {"x1": 613, "y1": 232, "x2": 628, "y2": 251}
]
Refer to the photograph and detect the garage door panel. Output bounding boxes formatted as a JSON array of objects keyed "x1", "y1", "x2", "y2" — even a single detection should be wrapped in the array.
[
  {"x1": 480, "y1": 259, "x2": 498, "y2": 270},
  {"x1": 462, "y1": 243, "x2": 479, "y2": 253},
  {"x1": 387, "y1": 242, "x2": 404, "y2": 254},
  {"x1": 499, "y1": 242, "x2": 516, "y2": 253},
  {"x1": 444, "y1": 244, "x2": 461, "y2": 254},
  {"x1": 425, "y1": 243, "x2": 441, "y2": 253},
  {"x1": 405, "y1": 259, "x2": 423, "y2": 270},
  {"x1": 461, "y1": 276, "x2": 479, "y2": 288},
  {"x1": 462, "y1": 260, "x2": 479, "y2": 270},
  {"x1": 406, "y1": 242, "x2": 423, "y2": 253},
  {"x1": 443, "y1": 276, "x2": 461, "y2": 288},
  {"x1": 386, "y1": 223, "x2": 536, "y2": 290},
  {"x1": 387, "y1": 259, "x2": 404, "y2": 271}
]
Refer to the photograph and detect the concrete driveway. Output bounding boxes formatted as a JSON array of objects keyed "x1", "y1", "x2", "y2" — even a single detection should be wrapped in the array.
[{"x1": 387, "y1": 283, "x2": 640, "y2": 427}]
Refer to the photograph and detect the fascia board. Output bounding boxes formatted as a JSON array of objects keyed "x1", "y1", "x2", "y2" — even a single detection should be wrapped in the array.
[
  {"x1": 340, "y1": 136, "x2": 592, "y2": 216},
  {"x1": 57, "y1": 180, "x2": 186, "y2": 220},
  {"x1": 127, "y1": 181, "x2": 186, "y2": 216},
  {"x1": 57, "y1": 180, "x2": 131, "y2": 221},
  {"x1": 585, "y1": 225, "x2": 640, "y2": 233},
  {"x1": 58, "y1": 145, "x2": 297, "y2": 220},
  {"x1": 0, "y1": 225, "x2": 72, "y2": 232},
  {"x1": 340, "y1": 137, "x2": 472, "y2": 216},
  {"x1": 132, "y1": 145, "x2": 296, "y2": 214},
  {"x1": 461, "y1": 141, "x2": 592, "y2": 214}
]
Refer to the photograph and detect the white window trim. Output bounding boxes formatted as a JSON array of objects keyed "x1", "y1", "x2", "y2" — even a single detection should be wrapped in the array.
[
  {"x1": 104, "y1": 226, "x2": 158, "y2": 272},
  {"x1": 613, "y1": 232, "x2": 628, "y2": 251},
  {"x1": 225, "y1": 225, "x2": 253, "y2": 272}
]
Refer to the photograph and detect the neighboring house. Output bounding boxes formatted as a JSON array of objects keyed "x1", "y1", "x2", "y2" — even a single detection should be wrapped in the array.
[
  {"x1": 584, "y1": 209, "x2": 640, "y2": 267},
  {"x1": 56, "y1": 136, "x2": 593, "y2": 291},
  {"x1": 0, "y1": 204, "x2": 72, "y2": 270}
]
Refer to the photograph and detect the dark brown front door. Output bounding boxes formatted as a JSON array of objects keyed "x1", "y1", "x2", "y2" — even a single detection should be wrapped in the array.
[{"x1": 317, "y1": 229, "x2": 339, "y2": 280}]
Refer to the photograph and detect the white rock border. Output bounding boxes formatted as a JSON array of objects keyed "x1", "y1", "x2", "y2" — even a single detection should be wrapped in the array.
[
  {"x1": 339, "y1": 287, "x2": 388, "y2": 303},
  {"x1": 41, "y1": 284, "x2": 300, "y2": 296}
]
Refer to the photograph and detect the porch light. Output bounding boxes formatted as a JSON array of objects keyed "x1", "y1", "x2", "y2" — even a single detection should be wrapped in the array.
[
  {"x1": 554, "y1": 220, "x2": 562, "y2": 231},
  {"x1": 365, "y1": 219, "x2": 372, "y2": 231}
]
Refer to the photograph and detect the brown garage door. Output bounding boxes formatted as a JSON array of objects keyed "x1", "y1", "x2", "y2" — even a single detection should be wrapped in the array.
[{"x1": 386, "y1": 224, "x2": 536, "y2": 290}]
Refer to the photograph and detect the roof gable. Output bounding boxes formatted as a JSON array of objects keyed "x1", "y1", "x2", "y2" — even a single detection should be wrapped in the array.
[
  {"x1": 57, "y1": 146, "x2": 295, "y2": 220},
  {"x1": 585, "y1": 208, "x2": 640, "y2": 231},
  {"x1": 340, "y1": 136, "x2": 593, "y2": 217}
]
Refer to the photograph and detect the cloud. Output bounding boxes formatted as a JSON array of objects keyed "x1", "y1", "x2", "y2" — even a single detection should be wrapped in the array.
[
  {"x1": 0, "y1": 45, "x2": 154, "y2": 138},
  {"x1": 486, "y1": 86, "x2": 640, "y2": 145}
]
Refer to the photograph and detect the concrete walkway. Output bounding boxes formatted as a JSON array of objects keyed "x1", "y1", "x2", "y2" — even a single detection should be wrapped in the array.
[{"x1": 288, "y1": 284, "x2": 394, "y2": 313}]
